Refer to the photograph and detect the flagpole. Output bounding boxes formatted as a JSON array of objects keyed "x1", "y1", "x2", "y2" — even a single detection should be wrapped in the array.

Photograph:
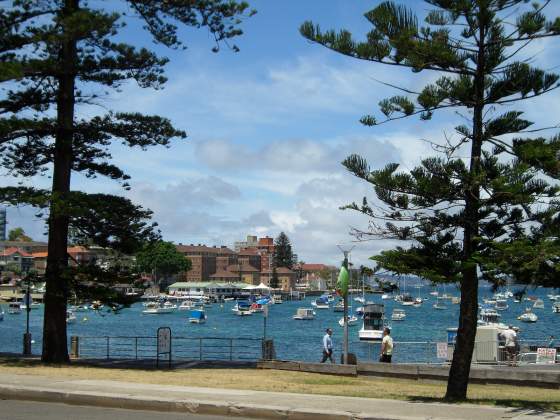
[{"x1": 337, "y1": 245, "x2": 354, "y2": 365}]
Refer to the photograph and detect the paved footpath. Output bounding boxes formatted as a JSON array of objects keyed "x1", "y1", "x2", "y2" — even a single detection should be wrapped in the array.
[{"x1": 0, "y1": 372, "x2": 558, "y2": 420}]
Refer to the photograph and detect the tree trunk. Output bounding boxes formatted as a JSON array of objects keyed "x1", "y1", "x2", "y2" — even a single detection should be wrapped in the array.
[
  {"x1": 445, "y1": 6, "x2": 486, "y2": 400},
  {"x1": 42, "y1": 0, "x2": 78, "y2": 363}
]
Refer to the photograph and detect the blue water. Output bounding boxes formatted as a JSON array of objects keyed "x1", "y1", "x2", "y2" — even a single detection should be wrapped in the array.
[{"x1": 1, "y1": 285, "x2": 558, "y2": 363}]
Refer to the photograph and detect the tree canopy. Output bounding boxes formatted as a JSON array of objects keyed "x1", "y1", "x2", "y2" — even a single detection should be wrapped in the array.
[
  {"x1": 135, "y1": 241, "x2": 191, "y2": 282},
  {"x1": 7, "y1": 227, "x2": 32, "y2": 242},
  {"x1": 273, "y1": 232, "x2": 296, "y2": 269},
  {"x1": 301, "y1": 0, "x2": 560, "y2": 400}
]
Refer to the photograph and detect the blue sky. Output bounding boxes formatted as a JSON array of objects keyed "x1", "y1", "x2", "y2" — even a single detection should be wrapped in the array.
[{"x1": 5, "y1": 1, "x2": 560, "y2": 266}]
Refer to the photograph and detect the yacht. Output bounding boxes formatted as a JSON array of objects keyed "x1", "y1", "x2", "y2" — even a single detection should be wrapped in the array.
[
  {"x1": 547, "y1": 294, "x2": 560, "y2": 301},
  {"x1": 188, "y1": 309, "x2": 206, "y2": 324},
  {"x1": 178, "y1": 300, "x2": 193, "y2": 311},
  {"x1": 359, "y1": 304, "x2": 387, "y2": 341},
  {"x1": 518, "y1": 308, "x2": 538, "y2": 323},
  {"x1": 338, "y1": 314, "x2": 359, "y2": 327},
  {"x1": 401, "y1": 294, "x2": 415, "y2": 306},
  {"x1": 142, "y1": 301, "x2": 175, "y2": 314},
  {"x1": 391, "y1": 308, "x2": 406, "y2": 321},
  {"x1": 495, "y1": 299, "x2": 508, "y2": 311},
  {"x1": 533, "y1": 299, "x2": 545, "y2": 309},
  {"x1": 7, "y1": 302, "x2": 21, "y2": 314},
  {"x1": 293, "y1": 308, "x2": 315, "y2": 320}
]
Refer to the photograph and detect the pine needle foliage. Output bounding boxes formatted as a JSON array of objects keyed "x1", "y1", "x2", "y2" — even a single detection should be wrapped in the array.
[{"x1": 301, "y1": 0, "x2": 560, "y2": 400}]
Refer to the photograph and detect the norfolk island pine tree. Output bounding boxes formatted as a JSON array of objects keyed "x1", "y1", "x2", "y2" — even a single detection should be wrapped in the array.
[
  {"x1": 0, "y1": 0, "x2": 255, "y2": 363},
  {"x1": 301, "y1": 1, "x2": 560, "y2": 400}
]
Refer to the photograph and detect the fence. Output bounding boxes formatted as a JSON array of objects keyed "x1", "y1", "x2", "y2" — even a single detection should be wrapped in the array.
[{"x1": 72, "y1": 335, "x2": 263, "y2": 362}]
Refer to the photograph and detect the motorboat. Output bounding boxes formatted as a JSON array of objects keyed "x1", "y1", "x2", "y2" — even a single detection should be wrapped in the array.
[
  {"x1": 381, "y1": 294, "x2": 392, "y2": 300},
  {"x1": 518, "y1": 308, "x2": 538, "y2": 323},
  {"x1": 451, "y1": 297, "x2": 461, "y2": 305},
  {"x1": 478, "y1": 306, "x2": 507, "y2": 328},
  {"x1": 66, "y1": 310, "x2": 77, "y2": 324},
  {"x1": 359, "y1": 303, "x2": 387, "y2": 341},
  {"x1": 250, "y1": 303, "x2": 265, "y2": 313},
  {"x1": 7, "y1": 302, "x2": 21, "y2": 315},
  {"x1": 311, "y1": 297, "x2": 329, "y2": 309},
  {"x1": 142, "y1": 302, "x2": 175, "y2": 314},
  {"x1": 293, "y1": 308, "x2": 315, "y2": 320},
  {"x1": 433, "y1": 297, "x2": 447, "y2": 310},
  {"x1": 413, "y1": 297, "x2": 423, "y2": 307},
  {"x1": 547, "y1": 294, "x2": 560, "y2": 301},
  {"x1": 233, "y1": 301, "x2": 253, "y2": 316},
  {"x1": 533, "y1": 299, "x2": 544, "y2": 309},
  {"x1": 272, "y1": 295, "x2": 283, "y2": 304},
  {"x1": 338, "y1": 314, "x2": 359, "y2": 327},
  {"x1": 391, "y1": 308, "x2": 406, "y2": 321},
  {"x1": 552, "y1": 302, "x2": 560, "y2": 313},
  {"x1": 90, "y1": 301, "x2": 104, "y2": 310},
  {"x1": 333, "y1": 300, "x2": 345, "y2": 312},
  {"x1": 354, "y1": 296, "x2": 365, "y2": 304},
  {"x1": 188, "y1": 309, "x2": 206, "y2": 324},
  {"x1": 495, "y1": 299, "x2": 508, "y2": 311},
  {"x1": 178, "y1": 301, "x2": 193, "y2": 311},
  {"x1": 21, "y1": 301, "x2": 41, "y2": 310}
]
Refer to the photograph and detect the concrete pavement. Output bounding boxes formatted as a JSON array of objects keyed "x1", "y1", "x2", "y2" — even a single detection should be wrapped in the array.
[{"x1": 0, "y1": 372, "x2": 557, "y2": 419}]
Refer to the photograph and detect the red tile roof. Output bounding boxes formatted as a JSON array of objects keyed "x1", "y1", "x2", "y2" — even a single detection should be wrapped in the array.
[{"x1": 1, "y1": 247, "x2": 32, "y2": 257}]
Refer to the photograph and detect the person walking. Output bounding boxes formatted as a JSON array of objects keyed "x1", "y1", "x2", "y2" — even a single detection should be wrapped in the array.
[
  {"x1": 320, "y1": 328, "x2": 334, "y2": 363},
  {"x1": 548, "y1": 335, "x2": 555, "y2": 348},
  {"x1": 501, "y1": 325, "x2": 517, "y2": 366},
  {"x1": 379, "y1": 327, "x2": 393, "y2": 363}
]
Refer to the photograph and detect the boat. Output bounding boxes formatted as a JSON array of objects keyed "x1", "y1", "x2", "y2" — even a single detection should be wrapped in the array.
[
  {"x1": 250, "y1": 303, "x2": 265, "y2": 313},
  {"x1": 66, "y1": 310, "x2": 77, "y2": 324},
  {"x1": 533, "y1": 299, "x2": 544, "y2": 309},
  {"x1": 338, "y1": 314, "x2": 359, "y2": 327},
  {"x1": 401, "y1": 294, "x2": 415, "y2": 306},
  {"x1": 359, "y1": 304, "x2": 387, "y2": 341},
  {"x1": 178, "y1": 300, "x2": 193, "y2": 311},
  {"x1": 495, "y1": 299, "x2": 508, "y2": 311},
  {"x1": 293, "y1": 308, "x2": 315, "y2": 320},
  {"x1": 0, "y1": 311, "x2": 3, "y2": 321},
  {"x1": 234, "y1": 301, "x2": 253, "y2": 316},
  {"x1": 547, "y1": 294, "x2": 560, "y2": 301},
  {"x1": 7, "y1": 302, "x2": 21, "y2": 315},
  {"x1": 381, "y1": 294, "x2": 392, "y2": 300},
  {"x1": 413, "y1": 297, "x2": 423, "y2": 307},
  {"x1": 478, "y1": 306, "x2": 507, "y2": 327},
  {"x1": 451, "y1": 296, "x2": 461, "y2": 305},
  {"x1": 223, "y1": 297, "x2": 235, "y2": 302},
  {"x1": 311, "y1": 297, "x2": 330, "y2": 309},
  {"x1": 391, "y1": 308, "x2": 406, "y2": 321},
  {"x1": 354, "y1": 296, "x2": 365, "y2": 304},
  {"x1": 429, "y1": 290, "x2": 439, "y2": 296},
  {"x1": 188, "y1": 309, "x2": 206, "y2": 324},
  {"x1": 552, "y1": 302, "x2": 560, "y2": 313},
  {"x1": 518, "y1": 308, "x2": 538, "y2": 323},
  {"x1": 142, "y1": 301, "x2": 175, "y2": 314},
  {"x1": 73, "y1": 304, "x2": 89, "y2": 312},
  {"x1": 333, "y1": 300, "x2": 345, "y2": 312},
  {"x1": 433, "y1": 297, "x2": 447, "y2": 310},
  {"x1": 483, "y1": 298, "x2": 497, "y2": 305},
  {"x1": 272, "y1": 295, "x2": 283, "y2": 304}
]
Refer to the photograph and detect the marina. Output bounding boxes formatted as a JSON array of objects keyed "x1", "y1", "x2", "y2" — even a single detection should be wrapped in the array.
[{"x1": 0, "y1": 284, "x2": 559, "y2": 363}]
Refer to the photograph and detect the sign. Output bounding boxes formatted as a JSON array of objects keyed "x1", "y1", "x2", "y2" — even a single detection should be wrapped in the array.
[
  {"x1": 157, "y1": 327, "x2": 171, "y2": 354},
  {"x1": 536, "y1": 347, "x2": 557, "y2": 364},
  {"x1": 437, "y1": 342, "x2": 448, "y2": 359},
  {"x1": 263, "y1": 304, "x2": 269, "y2": 318}
]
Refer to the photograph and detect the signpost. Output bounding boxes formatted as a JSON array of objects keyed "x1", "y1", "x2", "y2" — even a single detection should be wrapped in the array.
[
  {"x1": 536, "y1": 347, "x2": 557, "y2": 364},
  {"x1": 22, "y1": 274, "x2": 32, "y2": 356},
  {"x1": 156, "y1": 327, "x2": 172, "y2": 368},
  {"x1": 436, "y1": 342, "x2": 448, "y2": 359}
]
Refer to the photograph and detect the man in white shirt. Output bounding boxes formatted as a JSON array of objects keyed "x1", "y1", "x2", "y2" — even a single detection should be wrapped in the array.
[
  {"x1": 501, "y1": 325, "x2": 517, "y2": 366},
  {"x1": 380, "y1": 327, "x2": 393, "y2": 363},
  {"x1": 321, "y1": 328, "x2": 334, "y2": 363}
]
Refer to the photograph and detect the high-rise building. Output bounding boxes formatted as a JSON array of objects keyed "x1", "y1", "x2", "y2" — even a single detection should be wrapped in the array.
[{"x1": 0, "y1": 208, "x2": 6, "y2": 241}]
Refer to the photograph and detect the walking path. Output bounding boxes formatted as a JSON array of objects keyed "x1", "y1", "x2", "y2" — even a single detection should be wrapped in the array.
[{"x1": 0, "y1": 372, "x2": 557, "y2": 419}]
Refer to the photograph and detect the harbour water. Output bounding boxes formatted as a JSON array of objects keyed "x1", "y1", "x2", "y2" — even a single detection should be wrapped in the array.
[{"x1": 1, "y1": 285, "x2": 558, "y2": 363}]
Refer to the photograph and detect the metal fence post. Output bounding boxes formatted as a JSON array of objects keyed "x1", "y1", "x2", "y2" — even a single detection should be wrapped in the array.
[
  {"x1": 106, "y1": 337, "x2": 110, "y2": 359},
  {"x1": 135, "y1": 337, "x2": 138, "y2": 360},
  {"x1": 230, "y1": 339, "x2": 233, "y2": 361},
  {"x1": 199, "y1": 338, "x2": 202, "y2": 361}
]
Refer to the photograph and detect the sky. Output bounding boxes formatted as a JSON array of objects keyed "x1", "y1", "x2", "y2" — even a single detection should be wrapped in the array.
[{"x1": 4, "y1": 0, "x2": 560, "y2": 266}]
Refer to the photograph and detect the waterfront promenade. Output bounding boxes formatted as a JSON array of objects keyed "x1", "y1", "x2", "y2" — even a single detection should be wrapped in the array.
[{"x1": 0, "y1": 371, "x2": 557, "y2": 420}]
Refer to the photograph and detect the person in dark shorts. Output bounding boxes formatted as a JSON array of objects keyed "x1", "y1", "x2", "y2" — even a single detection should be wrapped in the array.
[{"x1": 380, "y1": 327, "x2": 393, "y2": 363}]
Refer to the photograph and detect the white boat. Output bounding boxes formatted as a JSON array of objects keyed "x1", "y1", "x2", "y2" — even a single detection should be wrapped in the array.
[
  {"x1": 547, "y1": 294, "x2": 560, "y2": 301},
  {"x1": 359, "y1": 304, "x2": 387, "y2": 341},
  {"x1": 429, "y1": 291, "x2": 439, "y2": 296},
  {"x1": 272, "y1": 295, "x2": 283, "y2": 304},
  {"x1": 333, "y1": 300, "x2": 345, "y2": 312},
  {"x1": 178, "y1": 301, "x2": 193, "y2": 311},
  {"x1": 293, "y1": 308, "x2": 315, "y2": 320},
  {"x1": 391, "y1": 308, "x2": 406, "y2": 321},
  {"x1": 311, "y1": 298, "x2": 330, "y2": 309},
  {"x1": 552, "y1": 302, "x2": 560, "y2": 313},
  {"x1": 142, "y1": 302, "x2": 175, "y2": 314},
  {"x1": 495, "y1": 299, "x2": 508, "y2": 311},
  {"x1": 478, "y1": 307, "x2": 507, "y2": 328},
  {"x1": 7, "y1": 302, "x2": 21, "y2": 314},
  {"x1": 188, "y1": 309, "x2": 206, "y2": 324},
  {"x1": 533, "y1": 299, "x2": 544, "y2": 309},
  {"x1": 413, "y1": 297, "x2": 423, "y2": 307},
  {"x1": 401, "y1": 294, "x2": 415, "y2": 306},
  {"x1": 381, "y1": 294, "x2": 392, "y2": 300},
  {"x1": 354, "y1": 296, "x2": 365, "y2": 304},
  {"x1": 234, "y1": 301, "x2": 253, "y2": 316},
  {"x1": 223, "y1": 297, "x2": 235, "y2": 301},
  {"x1": 518, "y1": 308, "x2": 538, "y2": 323},
  {"x1": 483, "y1": 298, "x2": 497, "y2": 305},
  {"x1": 66, "y1": 310, "x2": 77, "y2": 324},
  {"x1": 433, "y1": 297, "x2": 447, "y2": 310},
  {"x1": 250, "y1": 303, "x2": 265, "y2": 313},
  {"x1": 451, "y1": 297, "x2": 461, "y2": 305},
  {"x1": 338, "y1": 315, "x2": 359, "y2": 327}
]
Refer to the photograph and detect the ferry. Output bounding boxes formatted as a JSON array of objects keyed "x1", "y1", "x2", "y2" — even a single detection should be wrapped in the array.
[
  {"x1": 188, "y1": 309, "x2": 206, "y2": 324},
  {"x1": 359, "y1": 304, "x2": 387, "y2": 341},
  {"x1": 293, "y1": 308, "x2": 315, "y2": 320}
]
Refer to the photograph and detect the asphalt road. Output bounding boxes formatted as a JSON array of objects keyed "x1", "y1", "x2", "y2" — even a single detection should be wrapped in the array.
[{"x1": 0, "y1": 400, "x2": 250, "y2": 420}]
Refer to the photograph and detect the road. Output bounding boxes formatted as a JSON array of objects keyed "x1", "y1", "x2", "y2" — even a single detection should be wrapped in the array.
[{"x1": 0, "y1": 400, "x2": 249, "y2": 420}]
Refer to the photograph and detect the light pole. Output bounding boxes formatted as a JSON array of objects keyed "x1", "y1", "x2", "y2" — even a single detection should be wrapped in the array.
[
  {"x1": 337, "y1": 245, "x2": 355, "y2": 365},
  {"x1": 23, "y1": 270, "x2": 32, "y2": 356}
]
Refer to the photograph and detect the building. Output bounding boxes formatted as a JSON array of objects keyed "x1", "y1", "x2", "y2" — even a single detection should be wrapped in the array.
[
  {"x1": 233, "y1": 235, "x2": 258, "y2": 252},
  {"x1": 0, "y1": 240, "x2": 48, "y2": 254},
  {"x1": 0, "y1": 208, "x2": 6, "y2": 241},
  {"x1": 31, "y1": 246, "x2": 100, "y2": 275},
  {"x1": 261, "y1": 267, "x2": 296, "y2": 291},
  {"x1": 168, "y1": 282, "x2": 247, "y2": 298},
  {"x1": 0, "y1": 247, "x2": 34, "y2": 274},
  {"x1": 175, "y1": 244, "x2": 236, "y2": 282}
]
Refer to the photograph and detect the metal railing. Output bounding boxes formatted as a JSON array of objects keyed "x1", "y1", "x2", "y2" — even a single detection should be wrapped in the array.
[{"x1": 72, "y1": 335, "x2": 263, "y2": 362}]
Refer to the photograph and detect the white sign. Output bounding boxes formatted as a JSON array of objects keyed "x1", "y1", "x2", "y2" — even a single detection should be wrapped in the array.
[
  {"x1": 437, "y1": 342, "x2": 448, "y2": 359},
  {"x1": 263, "y1": 304, "x2": 269, "y2": 318},
  {"x1": 536, "y1": 347, "x2": 556, "y2": 364},
  {"x1": 157, "y1": 327, "x2": 171, "y2": 354}
]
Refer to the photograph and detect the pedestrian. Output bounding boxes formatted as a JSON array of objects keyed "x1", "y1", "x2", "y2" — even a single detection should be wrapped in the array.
[
  {"x1": 548, "y1": 335, "x2": 555, "y2": 349},
  {"x1": 501, "y1": 325, "x2": 517, "y2": 366},
  {"x1": 379, "y1": 327, "x2": 393, "y2": 363},
  {"x1": 320, "y1": 328, "x2": 334, "y2": 363}
]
